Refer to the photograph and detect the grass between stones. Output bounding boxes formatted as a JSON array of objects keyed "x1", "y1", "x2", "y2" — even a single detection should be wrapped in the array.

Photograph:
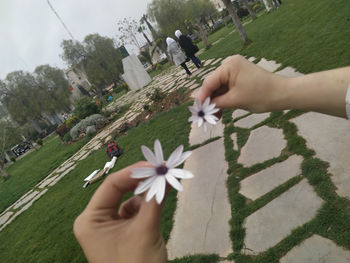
[
  {"x1": 198, "y1": 0, "x2": 350, "y2": 74},
  {"x1": 169, "y1": 254, "x2": 219, "y2": 263},
  {"x1": 0, "y1": 103, "x2": 191, "y2": 262},
  {"x1": 0, "y1": 135, "x2": 89, "y2": 213},
  {"x1": 223, "y1": 108, "x2": 350, "y2": 262}
]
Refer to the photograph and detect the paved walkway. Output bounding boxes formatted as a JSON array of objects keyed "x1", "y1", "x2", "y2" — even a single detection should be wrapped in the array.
[{"x1": 2, "y1": 55, "x2": 350, "y2": 262}]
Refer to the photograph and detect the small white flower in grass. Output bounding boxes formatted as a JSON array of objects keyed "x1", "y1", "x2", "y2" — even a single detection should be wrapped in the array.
[
  {"x1": 188, "y1": 98, "x2": 220, "y2": 132},
  {"x1": 130, "y1": 139, "x2": 193, "y2": 204}
]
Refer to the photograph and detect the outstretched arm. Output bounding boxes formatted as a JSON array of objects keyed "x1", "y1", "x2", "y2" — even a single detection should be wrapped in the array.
[{"x1": 198, "y1": 55, "x2": 350, "y2": 118}]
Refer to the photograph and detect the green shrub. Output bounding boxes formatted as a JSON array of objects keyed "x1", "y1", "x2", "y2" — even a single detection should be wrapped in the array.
[
  {"x1": 62, "y1": 132, "x2": 72, "y2": 143},
  {"x1": 156, "y1": 64, "x2": 162, "y2": 71},
  {"x1": 114, "y1": 83, "x2": 129, "y2": 94},
  {"x1": 55, "y1": 124, "x2": 69, "y2": 138},
  {"x1": 65, "y1": 116, "x2": 80, "y2": 129},
  {"x1": 10, "y1": 156, "x2": 16, "y2": 163},
  {"x1": 73, "y1": 96, "x2": 100, "y2": 119},
  {"x1": 36, "y1": 138, "x2": 43, "y2": 146},
  {"x1": 70, "y1": 114, "x2": 108, "y2": 140},
  {"x1": 147, "y1": 87, "x2": 165, "y2": 103}
]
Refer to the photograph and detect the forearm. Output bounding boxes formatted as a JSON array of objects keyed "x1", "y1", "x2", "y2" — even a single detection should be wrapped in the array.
[{"x1": 274, "y1": 67, "x2": 350, "y2": 118}]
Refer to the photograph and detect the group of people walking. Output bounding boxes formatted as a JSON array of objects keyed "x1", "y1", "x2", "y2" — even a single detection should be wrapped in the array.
[{"x1": 166, "y1": 29, "x2": 201, "y2": 76}]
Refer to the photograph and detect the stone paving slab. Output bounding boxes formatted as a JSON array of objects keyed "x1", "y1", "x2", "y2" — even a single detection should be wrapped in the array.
[
  {"x1": 291, "y1": 112, "x2": 350, "y2": 199},
  {"x1": 189, "y1": 120, "x2": 224, "y2": 146},
  {"x1": 248, "y1": 57, "x2": 256, "y2": 62},
  {"x1": 0, "y1": 212, "x2": 13, "y2": 225},
  {"x1": 167, "y1": 138, "x2": 232, "y2": 259},
  {"x1": 239, "y1": 155, "x2": 303, "y2": 200},
  {"x1": 232, "y1": 109, "x2": 249, "y2": 120},
  {"x1": 13, "y1": 191, "x2": 39, "y2": 210},
  {"x1": 234, "y1": 112, "x2": 270, "y2": 129},
  {"x1": 244, "y1": 179, "x2": 323, "y2": 254},
  {"x1": 238, "y1": 126, "x2": 286, "y2": 167},
  {"x1": 280, "y1": 235, "x2": 350, "y2": 263},
  {"x1": 256, "y1": 58, "x2": 281, "y2": 72}
]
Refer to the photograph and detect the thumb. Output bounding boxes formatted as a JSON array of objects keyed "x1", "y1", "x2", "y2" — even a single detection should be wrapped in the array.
[{"x1": 137, "y1": 185, "x2": 171, "y2": 231}]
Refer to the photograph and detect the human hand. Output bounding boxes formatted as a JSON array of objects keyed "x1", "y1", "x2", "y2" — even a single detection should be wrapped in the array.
[
  {"x1": 74, "y1": 162, "x2": 167, "y2": 263},
  {"x1": 198, "y1": 55, "x2": 287, "y2": 113}
]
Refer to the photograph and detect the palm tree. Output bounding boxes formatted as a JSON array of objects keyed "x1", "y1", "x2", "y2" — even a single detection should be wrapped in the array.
[
  {"x1": 138, "y1": 25, "x2": 152, "y2": 46},
  {"x1": 222, "y1": 0, "x2": 250, "y2": 45}
]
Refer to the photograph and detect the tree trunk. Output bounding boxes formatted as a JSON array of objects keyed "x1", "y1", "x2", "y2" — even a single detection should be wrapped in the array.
[
  {"x1": 143, "y1": 32, "x2": 152, "y2": 46},
  {"x1": 222, "y1": 0, "x2": 249, "y2": 44},
  {"x1": 195, "y1": 21, "x2": 211, "y2": 49},
  {"x1": 242, "y1": 0, "x2": 257, "y2": 19},
  {"x1": 0, "y1": 164, "x2": 9, "y2": 180}
]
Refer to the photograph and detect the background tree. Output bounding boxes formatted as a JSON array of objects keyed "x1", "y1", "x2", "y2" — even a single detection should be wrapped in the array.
[
  {"x1": 1, "y1": 67, "x2": 71, "y2": 126},
  {"x1": 140, "y1": 13, "x2": 171, "y2": 62},
  {"x1": 60, "y1": 39, "x2": 87, "y2": 67},
  {"x1": 0, "y1": 120, "x2": 22, "y2": 180},
  {"x1": 184, "y1": 0, "x2": 218, "y2": 49},
  {"x1": 241, "y1": 0, "x2": 257, "y2": 19},
  {"x1": 139, "y1": 46, "x2": 154, "y2": 67},
  {"x1": 116, "y1": 18, "x2": 143, "y2": 49},
  {"x1": 222, "y1": 0, "x2": 250, "y2": 44},
  {"x1": 60, "y1": 34, "x2": 123, "y2": 95},
  {"x1": 138, "y1": 25, "x2": 152, "y2": 46},
  {"x1": 34, "y1": 65, "x2": 71, "y2": 114}
]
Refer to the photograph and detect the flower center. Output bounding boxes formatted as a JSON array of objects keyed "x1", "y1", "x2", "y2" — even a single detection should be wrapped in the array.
[
  {"x1": 198, "y1": 110, "x2": 205, "y2": 117},
  {"x1": 156, "y1": 165, "x2": 168, "y2": 175}
]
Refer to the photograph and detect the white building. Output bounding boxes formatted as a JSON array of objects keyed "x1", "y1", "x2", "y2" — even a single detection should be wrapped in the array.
[{"x1": 64, "y1": 68, "x2": 92, "y2": 101}]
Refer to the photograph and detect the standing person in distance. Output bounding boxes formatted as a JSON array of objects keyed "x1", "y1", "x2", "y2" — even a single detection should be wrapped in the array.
[
  {"x1": 166, "y1": 37, "x2": 192, "y2": 76},
  {"x1": 175, "y1": 30, "x2": 201, "y2": 69}
]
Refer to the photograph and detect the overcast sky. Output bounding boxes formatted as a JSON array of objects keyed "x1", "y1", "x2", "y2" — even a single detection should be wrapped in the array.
[{"x1": 0, "y1": 0, "x2": 153, "y2": 79}]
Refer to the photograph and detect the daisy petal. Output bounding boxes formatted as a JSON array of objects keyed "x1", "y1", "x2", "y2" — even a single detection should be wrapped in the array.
[
  {"x1": 155, "y1": 176, "x2": 166, "y2": 204},
  {"x1": 188, "y1": 106, "x2": 197, "y2": 114},
  {"x1": 204, "y1": 115, "x2": 217, "y2": 125},
  {"x1": 141, "y1": 145, "x2": 159, "y2": 166},
  {"x1": 188, "y1": 115, "x2": 198, "y2": 123},
  {"x1": 198, "y1": 117, "x2": 203, "y2": 127},
  {"x1": 146, "y1": 177, "x2": 161, "y2": 202},
  {"x1": 203, "y1": 97, "x2": 210, "y2": 108},
  {"x1": 134, "y1": 176, "x2": 156, "y2": 195},
  {"x1": 206, "y1": 108, "x2": 220, "y2": 115},
  {"x1": 168, "y1": 168, "x2": 194, "y2": 179},
  {"x1": 206, "y1": 103, "x2": 216, "y2": 111},
  {"x1": 172, "y1": 151, "x2": 192, "y2": 167},
  {"x1": 130, "y1": 167, "x2": 155, "y2": 178},
  {"x1": 165, "y1": 174, "x2": 184, "y2": 192},
  {"x1": 154, "y1": 139, "x2": 164, "y2": 164},
  {"x1": 166, "y1": 145, "x2": 184, "y2": 168}
]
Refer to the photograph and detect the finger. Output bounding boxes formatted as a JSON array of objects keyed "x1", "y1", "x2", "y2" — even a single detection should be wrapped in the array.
[
  {"x1": 118, "y1": 195, "x2": 142, "y2": 219},
  {"x1": 198, "y1": 66, "x2": 230, "y2": 104},
  {"x1": 86, "y1": 161, "x2": 150, "y2": 211},
  {"x1": 137, "y1": 184, "x2": 171, "y2": 230}
]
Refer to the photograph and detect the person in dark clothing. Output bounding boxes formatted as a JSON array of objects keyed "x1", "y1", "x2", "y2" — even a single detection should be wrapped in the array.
[{"x1": 175, "y1": 30, "x2": 201, "y2": 69}]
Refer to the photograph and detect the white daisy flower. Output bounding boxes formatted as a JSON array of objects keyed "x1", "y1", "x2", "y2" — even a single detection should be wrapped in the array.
[
  {"x1": 188, "y1": 97, "x2": 220, "y2": 132},
  {"x1": 130, "y1": 139, "x2": 193, "y2": 204}
]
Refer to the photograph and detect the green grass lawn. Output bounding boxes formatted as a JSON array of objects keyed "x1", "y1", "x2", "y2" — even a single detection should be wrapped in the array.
[
  {"x1": 0, "y1": 103, "x2": 191, "y2": 262},
  {"x1": 198, "y1": 0, "x2": 350, "y2": 73},
  {"x1": 0, "y1": 135, "x2": 88, "y2": 213}
]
